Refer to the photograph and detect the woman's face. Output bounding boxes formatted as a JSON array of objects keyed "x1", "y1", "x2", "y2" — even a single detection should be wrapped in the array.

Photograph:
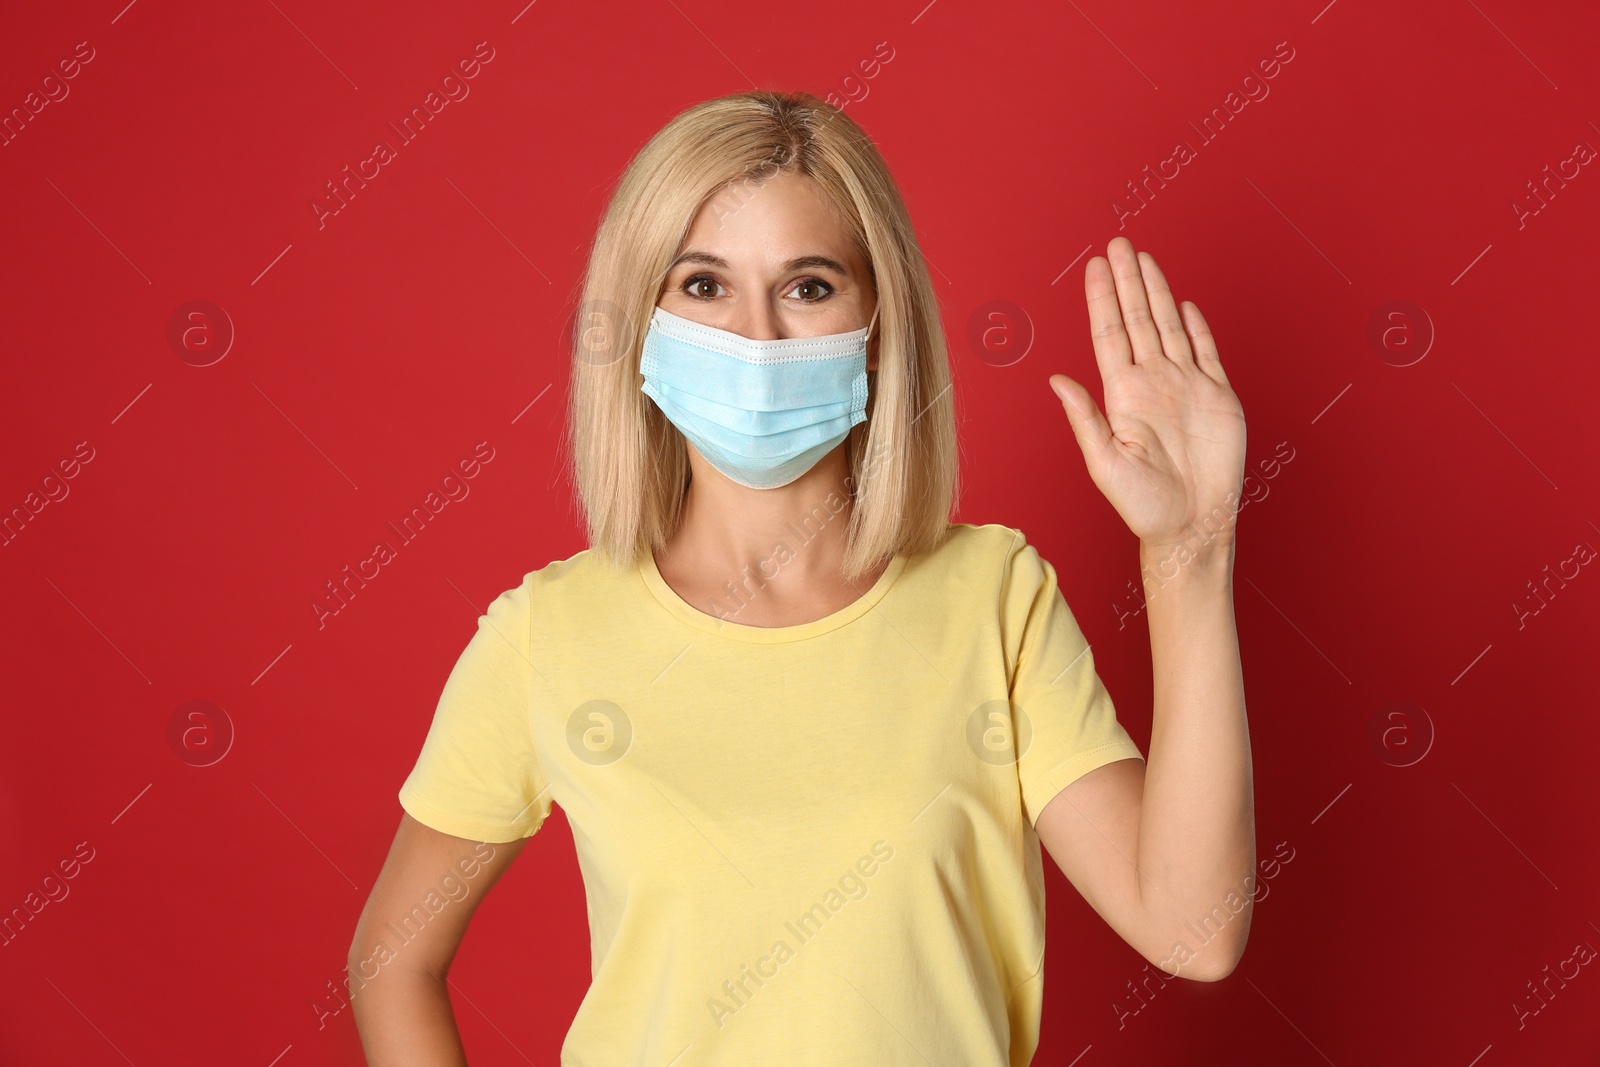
[{"x1": 656, "y1": 169, "x2": 879, "y2": 371}]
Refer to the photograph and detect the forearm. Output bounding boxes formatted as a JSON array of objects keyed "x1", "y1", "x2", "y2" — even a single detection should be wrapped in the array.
[
  {"x1": 1133, "y1": 533, "x2": 1254, "y2": 978},
  {"x1": 351, "y1": 965, "x2": 470, "y2": 1066}
]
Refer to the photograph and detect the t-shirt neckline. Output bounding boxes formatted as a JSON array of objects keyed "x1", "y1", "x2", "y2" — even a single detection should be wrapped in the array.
[{"x1": 638, "y1": 546, "x2": 909, "y2": 643}]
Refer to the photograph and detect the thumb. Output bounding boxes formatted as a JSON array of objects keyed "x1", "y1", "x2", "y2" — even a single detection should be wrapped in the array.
[{"x1": 1049, "y1": 374, "x2": 1114, "y2": 470}]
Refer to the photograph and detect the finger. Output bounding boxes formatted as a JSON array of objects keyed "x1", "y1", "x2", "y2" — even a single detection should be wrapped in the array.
[
  {"x1": 1136, "y1": 251, "x2": 1193, "y2": 366},
  {"x1": 1084, "y1": 254, "x2": 1133, "y2": 381},
  {"x1": 1049, "y1": 373, "x2": 1115, "y2": 473},
  {"x1": 1106, "y1": 237, "x2": 1164, "y2": 365},
  {"x1": 1179, "y1": 301, "x2": 1229, "y2": 386}
]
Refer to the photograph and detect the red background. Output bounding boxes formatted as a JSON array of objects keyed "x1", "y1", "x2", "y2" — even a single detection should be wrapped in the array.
[{"x1": 3, "y1": 1, "x2": 1598, "y2": 1064}]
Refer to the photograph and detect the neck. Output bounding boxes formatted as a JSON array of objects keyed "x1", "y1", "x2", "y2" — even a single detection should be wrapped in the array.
[{"x1": 668, "y1": 446, "x2": 857, "y2": 583}]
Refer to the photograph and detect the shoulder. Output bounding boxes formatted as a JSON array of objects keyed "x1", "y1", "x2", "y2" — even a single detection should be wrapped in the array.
[
  {"x1": 505, "y1": 544, "x2": 613, "y2": 598},
  {"x1": 931, "y1": 524, "x2": 1073, "y2": 632},
  {"x1": 505, "y1": 544, "x2": 645, "y2": 641},
  {"x1": 935, "y1": 520, "x2": 1023, "y2": 556},
  {"x1": 471, "y1": 545, "x2": 607, "y2": 627},
  {"x1": 894, "y1": 523, "x2": 1054, "y2": 620},
  {"x1": 932, "y1": 521, "x2": 1046, "y2": 579}
]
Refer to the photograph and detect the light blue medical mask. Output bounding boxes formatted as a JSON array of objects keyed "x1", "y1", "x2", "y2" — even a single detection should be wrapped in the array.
[{"x1": 639, "y1": 303, "x2": 879, "y2": 490}]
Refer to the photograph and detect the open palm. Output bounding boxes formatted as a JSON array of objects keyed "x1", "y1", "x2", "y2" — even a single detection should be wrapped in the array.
[{"x1": 1049, "y1": 237, "x2": 1247, "y2": 550}]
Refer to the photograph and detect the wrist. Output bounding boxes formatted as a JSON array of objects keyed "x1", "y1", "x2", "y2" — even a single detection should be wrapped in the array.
[{"x1": 1139, "y1": 530, "x2": 1234, "y2": 587}]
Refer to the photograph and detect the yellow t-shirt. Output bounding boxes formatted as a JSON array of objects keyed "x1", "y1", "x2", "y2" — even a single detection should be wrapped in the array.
[{"x1": 398, "y1": 521, "x2": 1145, "y2": 1066}]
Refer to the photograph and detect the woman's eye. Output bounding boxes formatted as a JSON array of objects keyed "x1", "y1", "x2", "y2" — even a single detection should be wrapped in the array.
[
  {"x1": 789, "y1": 279, "x2": 834, "y2": 301},
  {"x1": 683, "y1": 275, "x2": 724, "y2": 299}
]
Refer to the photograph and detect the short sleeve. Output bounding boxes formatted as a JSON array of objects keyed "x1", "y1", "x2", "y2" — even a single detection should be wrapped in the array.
[
  {"x1": 397, "y1": 573, "x2": 553, "y2": 843},
  {"x1": 1002, "y1": 530, "x2": 1145, "y2": 828}
]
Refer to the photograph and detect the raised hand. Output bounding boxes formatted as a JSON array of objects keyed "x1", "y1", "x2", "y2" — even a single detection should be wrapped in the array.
[{"x1": 1049, "y1": 237, "x2": 1247, "y2": 554}]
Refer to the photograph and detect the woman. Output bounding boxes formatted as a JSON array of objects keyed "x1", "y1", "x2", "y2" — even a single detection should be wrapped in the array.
[{"x1": 349, "y1": 89, "x2": 1251, "y2": 1066}]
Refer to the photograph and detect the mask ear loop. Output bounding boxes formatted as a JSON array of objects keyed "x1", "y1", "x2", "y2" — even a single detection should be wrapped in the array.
[{"x1": 849, "y1": 299, "x2": 882, "y2": 497}]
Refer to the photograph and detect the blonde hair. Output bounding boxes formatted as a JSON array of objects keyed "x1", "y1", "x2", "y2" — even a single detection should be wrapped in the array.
[{"x1": 562, "y1": 89, "x2": 959, "y2": 583}]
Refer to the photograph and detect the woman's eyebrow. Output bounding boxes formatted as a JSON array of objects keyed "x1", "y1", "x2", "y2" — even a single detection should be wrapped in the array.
[{"x1": 669, "y1": 250, "x2": 852, "y2": 275}]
